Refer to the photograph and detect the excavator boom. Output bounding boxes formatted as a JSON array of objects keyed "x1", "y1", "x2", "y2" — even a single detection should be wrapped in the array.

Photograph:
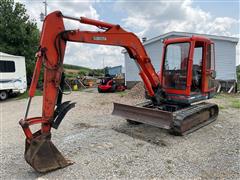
[{"x1": 19, "y1": 11, "x2": 163, "y2": 173}]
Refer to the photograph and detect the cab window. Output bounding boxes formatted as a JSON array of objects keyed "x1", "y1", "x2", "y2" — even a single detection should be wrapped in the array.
[{"x1": 163, "y1": 42, "x2": 190, "y2": 90}]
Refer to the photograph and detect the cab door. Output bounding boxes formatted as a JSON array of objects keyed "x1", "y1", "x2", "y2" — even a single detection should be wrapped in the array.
[{"x1": 203, "y1": 43, "x2": 216, "y2": 93}]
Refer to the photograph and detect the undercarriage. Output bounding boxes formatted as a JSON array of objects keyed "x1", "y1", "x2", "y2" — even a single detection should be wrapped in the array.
[{"x1": 113, "y1": 101, "x2": 219, "y2": 135}]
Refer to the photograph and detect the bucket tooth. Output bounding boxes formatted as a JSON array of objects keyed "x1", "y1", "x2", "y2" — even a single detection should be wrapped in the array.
[{"x1": 24, "y1": 131, "x2": 72, "y2": 173}]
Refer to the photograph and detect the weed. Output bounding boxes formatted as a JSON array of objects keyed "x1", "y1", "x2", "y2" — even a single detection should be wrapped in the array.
[
  {"x1": 230, "y1": 99, "x2": 240, "y2": 109},
  {"x1": 214, "y1": 94, "x2": 225, "y2": 99},
  {"x1": 218, "y1": 105, "x2": 225, "y2": 109},
  {"x1": 16, "y1": 89, "x2": 42, "y2": 99},
  {"x1": 116, "y1": 91, "x2": 127, "y2": 97}
]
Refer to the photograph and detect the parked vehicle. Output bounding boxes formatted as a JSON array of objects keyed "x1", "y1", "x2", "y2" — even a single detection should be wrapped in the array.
[
  {"x1": 98, "y1": 75, "x2": 126, "y2": 93},
  {"x1": 0, "y1": 52, "x2": 27, "y2": 100}
]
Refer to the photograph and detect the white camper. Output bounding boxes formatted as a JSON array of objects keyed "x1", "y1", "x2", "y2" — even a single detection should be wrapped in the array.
[{"x1": 0, "y1": 52, "x2": 27, "y2": 100}]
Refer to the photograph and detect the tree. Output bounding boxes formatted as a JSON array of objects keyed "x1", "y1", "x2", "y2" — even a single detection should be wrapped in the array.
[
  {"x1": 0, "y1": 0, "x2": 40, "y2": 78},
  {"x1": 237, "y1": 65, "x2": 240, "y2": 81}
]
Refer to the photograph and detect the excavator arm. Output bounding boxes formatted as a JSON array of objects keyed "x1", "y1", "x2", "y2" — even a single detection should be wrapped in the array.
[{"x1": 19, "y1": 11, "x2": 162, "y2": 172}]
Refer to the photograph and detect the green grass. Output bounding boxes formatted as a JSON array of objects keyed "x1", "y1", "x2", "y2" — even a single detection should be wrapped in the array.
[
  {"x1": 16, "y1": 89, "x2": 42, "y2": 99},
  {"x1": 230, "y1": 99, "x2": 240, "y2": 109},
  {"x1": 116, "y1": 91, "x2": 127, "y2": 97},
  {"x1": 218, "y1": 105, "x2": 226, "y2": 109},
  {"x1": 214, "y1": 93, "x2": 226, "y2": 99},
  {"x1": 237, "y1": 65, "x2": 239, "y2": 93},
  {"x1": 63, "y1": 64, "x2": 91, "y2": 71},
  {"x1": 214, "y1": 93, "x2": 240, "y2": 109},
  {"x1": 63, "y1": 64, "x2": 104, "y2": 77}
]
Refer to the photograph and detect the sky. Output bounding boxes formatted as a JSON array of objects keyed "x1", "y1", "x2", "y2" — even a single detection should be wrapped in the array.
[{"x1": 18, "y1": 0, "x2": 240, "y2": 68}]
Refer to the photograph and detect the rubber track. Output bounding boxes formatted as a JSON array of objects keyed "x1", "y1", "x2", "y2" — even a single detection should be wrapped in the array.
[{"x1": 171, "y1": 102, "x2": 219, "y2": 135}]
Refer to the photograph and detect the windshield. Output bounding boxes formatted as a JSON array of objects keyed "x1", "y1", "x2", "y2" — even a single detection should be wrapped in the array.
[{"x1": 163, "y1": 42, "x2": 190, "y2": 90}]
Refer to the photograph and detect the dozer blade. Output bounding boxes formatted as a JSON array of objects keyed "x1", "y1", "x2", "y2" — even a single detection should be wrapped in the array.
[
  {"x1": 112, "y1": 102, "x2": 172, "y2": 130},
  {"x1": 24, "y1": 131, "x2": 72, "y2": 173},
  {"x1": 112, "y1": 102, "x2": 219, "y2": 135}
]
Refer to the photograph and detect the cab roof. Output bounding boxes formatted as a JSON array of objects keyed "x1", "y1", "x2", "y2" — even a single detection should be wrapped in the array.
[{"x1": 163, "y1": 36, "x2": 213, "y2": 45}]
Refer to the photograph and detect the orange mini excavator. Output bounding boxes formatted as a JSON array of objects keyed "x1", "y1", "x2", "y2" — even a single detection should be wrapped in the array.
[{"x1": 19, "y1": 11, "x2": 218, "y2": 173}]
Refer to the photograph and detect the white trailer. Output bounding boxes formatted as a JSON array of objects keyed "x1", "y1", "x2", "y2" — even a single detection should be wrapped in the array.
[{"x1": 0, "y1": 52, "x2": 27, "y2": 100}]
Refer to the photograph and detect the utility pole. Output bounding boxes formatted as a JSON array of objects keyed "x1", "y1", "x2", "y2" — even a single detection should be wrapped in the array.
[
  {"x1": 103, "y1": 58, "x2": 105, "y2": 69},
  {"x1": 40, "y1": 0, "x2": 47, "y2": 22},
  {"x1": 43, "y1": 0, "x2": 47, "y2": 17},
  {"x1": 103, "y1": 58, "x2": 106, "y2": 75}
]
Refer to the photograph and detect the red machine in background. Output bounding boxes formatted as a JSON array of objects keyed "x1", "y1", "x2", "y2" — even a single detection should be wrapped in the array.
[
  {"x1": 98, "y1": 76, "x2": 125, "y2": 93},
  {"x1": 19, "y1": 11, "x2": 218, "y2": 173}
]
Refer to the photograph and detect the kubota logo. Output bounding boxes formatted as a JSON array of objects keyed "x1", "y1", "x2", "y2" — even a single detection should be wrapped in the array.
[{"x1": 93, "y1": 36, "x2": 107, "y2": 41}]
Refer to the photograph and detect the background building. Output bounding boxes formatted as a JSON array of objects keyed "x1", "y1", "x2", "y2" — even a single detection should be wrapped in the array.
[
  {"x1": 105, "y1": 65, "x2": 123, "y2": 76},
  {"x1": 124, "y1": 31, "x2": 239, "y2": 88}
]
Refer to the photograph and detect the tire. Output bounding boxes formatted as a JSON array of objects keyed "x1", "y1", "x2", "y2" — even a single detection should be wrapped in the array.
[
  {"x1": 98, "y1": 87, "x2": 103, "y2": 93},
  {"x1": 127, "y1": 119, "x2": 142, "y2": 125},
  {"x1": 0, "y1": 91, "x2": 8, "y2": 100},
  {"x1": 110, "y1": 84, "x2": 117, "y2": 92}
]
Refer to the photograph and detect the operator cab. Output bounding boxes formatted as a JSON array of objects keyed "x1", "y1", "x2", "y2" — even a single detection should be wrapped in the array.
[{"x1": 161, "y1": 36, "x2": 216, "y2": 104}]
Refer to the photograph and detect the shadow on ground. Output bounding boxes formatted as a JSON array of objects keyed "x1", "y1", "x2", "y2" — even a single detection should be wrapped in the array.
[{"x1": 112, "y1": 122, "x2": 171, "y2": 147}]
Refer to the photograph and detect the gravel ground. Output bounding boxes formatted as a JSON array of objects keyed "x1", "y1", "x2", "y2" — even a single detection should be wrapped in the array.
[{"x1": 0, "y1": 90, "x2": 239, "y2": 179}]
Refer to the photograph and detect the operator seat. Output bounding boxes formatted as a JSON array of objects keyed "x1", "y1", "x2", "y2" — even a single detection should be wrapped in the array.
[{"x1": 192, "y1": 64, "x2": 202, "y2": 90}]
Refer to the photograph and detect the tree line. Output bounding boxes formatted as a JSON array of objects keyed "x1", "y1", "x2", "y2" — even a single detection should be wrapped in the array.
[{"x1": 0, "y1": 0, "x2": 39, "y2": 78}]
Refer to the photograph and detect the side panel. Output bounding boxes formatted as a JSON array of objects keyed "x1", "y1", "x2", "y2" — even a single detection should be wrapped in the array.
[
  {"x1": 125, "y1": 53, "x2": 140, "y2": 82},
  {"x1": 213, "y1": 40, "x2": 237, "y2": 80},
  {"x1": 15, "y1": 56, "x2": 27, "y2": 93},
  {"x1": 0, "y1": 55, "x2": 27, "y2": 93},
  {"x1": 125, "y1": 40, "x2": 163, "y2": 87}
]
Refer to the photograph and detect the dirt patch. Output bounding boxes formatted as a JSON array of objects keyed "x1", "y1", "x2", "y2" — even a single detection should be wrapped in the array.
[
  {"x1": 113, "y1": 123, "x2": 168, "y2": 147},
  {"x1": 73, "y1": 122, "x2": 99, "y2": 129},
  {"x1": 1, "y1": 91, "x2": 240, "y2": 179}
]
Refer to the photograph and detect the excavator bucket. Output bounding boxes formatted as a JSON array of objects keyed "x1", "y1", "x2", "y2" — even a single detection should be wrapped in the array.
[
  {"x1": 24, "y1": 131, "x2": 72, "y2": 173},
  {"x1": 112, "y1": 102, "x2": 219, "y2": 135}
]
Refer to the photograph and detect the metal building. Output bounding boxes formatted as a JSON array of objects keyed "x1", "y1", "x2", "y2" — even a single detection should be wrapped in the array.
[
  {"x1": 105, "y1": 65, "x2": 122, "y2": 76},
  {"x1": 124, "y1": 31, "x2": 239, "y2": 88}
]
